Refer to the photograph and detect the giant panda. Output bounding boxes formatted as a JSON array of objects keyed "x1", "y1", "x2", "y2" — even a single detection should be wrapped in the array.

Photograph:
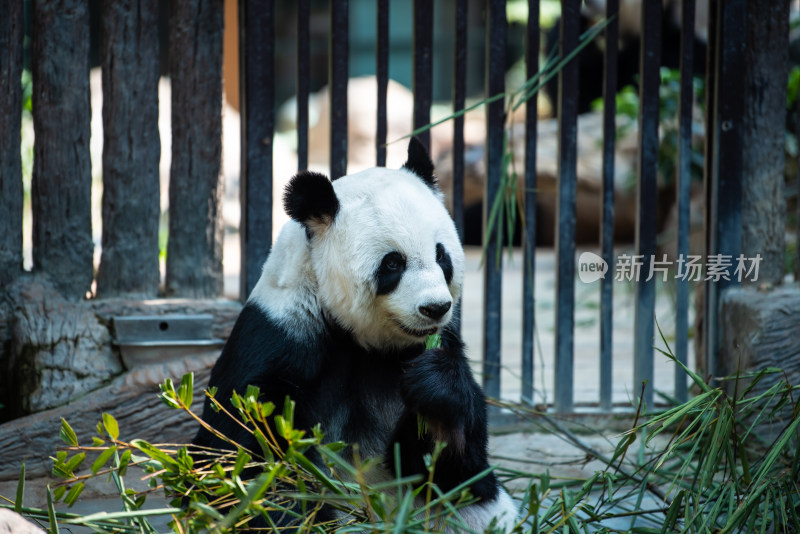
[{"x1": 192, "y1": 138, "x2": 517, "y2": 531}]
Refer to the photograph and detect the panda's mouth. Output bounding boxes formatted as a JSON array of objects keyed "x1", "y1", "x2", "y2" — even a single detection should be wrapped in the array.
[{"x1": 397, "y1": 323, "x2": 439, "y2": 338}]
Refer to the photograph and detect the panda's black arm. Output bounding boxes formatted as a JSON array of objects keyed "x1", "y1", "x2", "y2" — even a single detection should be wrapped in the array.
[
  {"x1": 192, "y1": 304, "x2": 323, "y2": 458},
  {"x1": 390, "y1": 327, "x2": 500, "y2": 502}
]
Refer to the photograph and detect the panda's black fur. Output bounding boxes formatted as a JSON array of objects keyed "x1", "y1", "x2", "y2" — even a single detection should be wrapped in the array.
[{"x1": 193, "y1": 138, "x2": 516, "y2": 530}]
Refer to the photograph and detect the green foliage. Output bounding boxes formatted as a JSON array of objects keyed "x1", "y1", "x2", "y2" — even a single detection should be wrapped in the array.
[
  {"x1": 21, "y1": 69, "x2": 33, "y2": 114},
  {"x1": 3, "y1": 353, "x2": 798, "y2": 533},
  {"x1": 787, "y1": 66, "x2": 800, "y2": 110},
  {"x1": 592, "y1": 68, "x2": 707, "y2": 190},
  {"x1": 425, "y1": 334, "x2": 442, "y2": 350},
  {"x1": 4, "y1": 374, "x2": 493, "y2": 533}
]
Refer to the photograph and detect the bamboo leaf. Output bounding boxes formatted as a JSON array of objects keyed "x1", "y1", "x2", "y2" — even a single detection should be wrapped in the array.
[
  {"x1": 750, "y1": 413, "x2": 800, "y2": 490},
  {"x1": 293, "y1": 451, "x2": 346, "y2": 495},
  {"x1": 63, "y1": 482, "x2": 84, "y2": 507},
  {"x1": 189, "y1": 501, "x2": 224, "y2": 521},
  {"x1": 232, "y1": 448, "x2": 251, "y2": 478},
  {"x1": 102, "y1": 413, "x2": 119, "y2": 441},
  {"x1": 425, "y1": 333, "x2": 442, "y2": 350},
  {"x1": 253, "y1": 428, "x2": 275, "y2": 462},
  {"x1": 216, "y1": 467, "x2": 285, "y2": 531},
  {"x1": 46, "y1": 485, "x2": 60, "y2": 534},
  {"x1": 178, "y1": 372, "x2": 194, "y2": 407},
  {"x1": 14, "y1": 463, "x2": 25, "y2": 514},
  {"x1": 91, "y1": 446, "x2": 117, "y2": 474},
  {"x1": 59, "y1": 418, "x2": 78, "y2": 447},
  {"x1": 51, "y1": 486, "x2": 66, "y2": 503},
  {"x1": 118, "y1": 449, "x2": 132, "y2": 477},
  {"x1": 64, "y1": 453, "x2": 86, "y2": 475},
  {"x1": 62, "y1": 508, "x2": 181, "y2": 525},
  {"x1": 720, "y1": 482, "x2": 771, "y2": 533},
  {"x1": 655, "y1": 319, "x2": 712, "y2": 393},
  {"x1": 130, "y1": 439, "x2": 179, "y2": 468},
  {"x1": 660, "y1": 489, "x2": 684, "y2": 533}
]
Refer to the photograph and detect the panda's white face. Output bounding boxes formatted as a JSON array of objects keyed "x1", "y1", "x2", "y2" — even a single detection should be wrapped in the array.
[
  {"x1": 251, "y1": 139, "x2": 465, "y2": 350},
  {"x1": 311, "y1": 167, "x2": 464, "y2": 349}
]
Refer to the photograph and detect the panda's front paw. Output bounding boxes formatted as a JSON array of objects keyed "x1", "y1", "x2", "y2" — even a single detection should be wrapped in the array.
[{"x1": 401, "y1": 348, "x2": 478, "y2": 423}]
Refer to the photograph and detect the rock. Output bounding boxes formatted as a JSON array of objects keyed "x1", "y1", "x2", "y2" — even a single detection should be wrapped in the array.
[
  {"x1": 0, "y1": 509, "x2": 45, "y2": 534},
  {"x1": 719, "y1": 286, "x2": 800, "y2": 434},
  {"x1": 4, "y1": 276, "x2": 123, "y2": 417},
  {"x1": 435, "y1": 111, "x2": 641, "y2": 246},
  {"x1": 0, "y1": 353, "x2": 216, "y2": 483},
  {"x1": 0, "y1": 276, "x2": 241, "y2": 420}
]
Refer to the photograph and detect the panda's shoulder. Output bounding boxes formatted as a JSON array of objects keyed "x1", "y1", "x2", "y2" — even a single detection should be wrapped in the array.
[{"x1": 210, "y1": 303, "x2": 324, "y2": 388}]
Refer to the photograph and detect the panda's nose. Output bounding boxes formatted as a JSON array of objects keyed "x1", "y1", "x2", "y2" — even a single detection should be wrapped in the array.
[{"x1": 419, "y1": 301, "x2": 451, "y2": 320}]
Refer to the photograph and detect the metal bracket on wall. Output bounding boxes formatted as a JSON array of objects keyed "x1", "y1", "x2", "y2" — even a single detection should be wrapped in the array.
[{"x1": 112, "y1": 315, "x2": 224, "y2": 369}]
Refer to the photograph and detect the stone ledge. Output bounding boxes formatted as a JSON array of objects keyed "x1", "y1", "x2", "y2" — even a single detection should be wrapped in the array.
[
  {"x1": 0, "y1": 354, "x2": 215, "y2": 488},
  {"x1": 719, "y1": 286, "x2": 800, "y2": 431},
  {"x1": 1, "y1": 275, "x2": 241, "y2": 418}
]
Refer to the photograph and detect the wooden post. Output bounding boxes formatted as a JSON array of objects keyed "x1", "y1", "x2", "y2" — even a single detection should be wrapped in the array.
[
  {"x1": 0, "y1": 0, "x2": 24, "y2": 286},
  {"x1": 166, "y1": 0, "x2": 224, "y2": 298},
  {"x1": 31, "y1": 0, "x2": 93, "y2": 300},
  {"x1": 96, "y1": 0, "x2": 162, "y2": 298}
]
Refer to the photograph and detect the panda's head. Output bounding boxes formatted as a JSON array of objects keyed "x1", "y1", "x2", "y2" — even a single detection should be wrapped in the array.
[{"x1": 283, "y1": 138, "x2": 465, "y2": 350}]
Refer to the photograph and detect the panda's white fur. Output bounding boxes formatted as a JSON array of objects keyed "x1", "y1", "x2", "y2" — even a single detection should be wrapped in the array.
[
  {"x1": 252, "y1": 166, "x2": 465, "y2": 351},
  {"x1": 195, "y1": 139, "x2": 516, "y2": 532}
]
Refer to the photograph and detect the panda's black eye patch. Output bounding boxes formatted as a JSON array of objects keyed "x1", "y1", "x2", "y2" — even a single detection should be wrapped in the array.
[
  {"x1": 436, "y1": 243, "x2": 453, "y2": 284},
  {"x1": 376, "y1": 251, "x2": 406, "y2": 295}
]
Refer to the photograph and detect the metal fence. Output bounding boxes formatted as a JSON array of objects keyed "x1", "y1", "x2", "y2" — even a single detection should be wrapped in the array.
[
  {"x1": 244, "y1": 0, "x2": 752, "y2": 414},
  {"x1": 0, "y1": 0, "x2": 755, "y2": 414}
]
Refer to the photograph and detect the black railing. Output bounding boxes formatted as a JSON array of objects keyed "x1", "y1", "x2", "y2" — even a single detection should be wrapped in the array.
[{"x1": 0, "y1": 0, "x2": 765, "y2": 414}]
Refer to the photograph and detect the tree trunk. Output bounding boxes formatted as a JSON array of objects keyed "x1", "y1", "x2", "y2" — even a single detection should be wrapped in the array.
[
  {"x1": 31, "y1": 0, "x2": 93, "y2": 300},
  {"x1": 0, "y1": 0, "x2": 24, "y2": 286},
  {"x1": 96, "y1": 0, "x2": 162, "y2": 298},
  {"x1": 166, "y1": 0, "x2": 224, "y2": 298}
]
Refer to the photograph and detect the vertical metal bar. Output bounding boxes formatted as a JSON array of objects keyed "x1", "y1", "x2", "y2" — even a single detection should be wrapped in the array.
[
  {"x1": 451, "y1": 0, "x2": 467, "y2": 332},
  {"x1": 707, "y1": 0, "x2": 745, "y2": 384},
  {"x1": 376, "y1": 0, "x2": 389, "y2": 167},
  {"x1": 675, "y1": 0, "x2": 695, "y2": 404},
  {"x1": 452, "y1": 0, "x2": 467, "y2": 241},
  {"x1": 297, "y1": 0, "x2": 310, "y2": 172},
  {"x1": 634, "y1": 0, "x2": 661, "y2": 409},
  {"x1": 329, "y1": 0, "x2": 349, "y2": 179},
  {"x1": 0, "y1": 0, "x2": 24, "y2": 286},
  {"x1": 521, "y1": 0, "x2": 539, "y2": 407},
  {"x1": 702, "y1": 0, "x2": 717, "y2": 376},
  {"x1": 554, "y1": 0, "x2": 580, "y2": 413},
  {"x1": 239, "y1": 0, "x2": 275, "y2": 300},
  {"x1": 599, "y1": 0, "x2": 618, "y2": 411},
  {"x1": 413, "y1": 0, "x2": 433, "y2": 150},
  {"x1": 483, "y1": 0, "x2": 506, "y2": 403}
]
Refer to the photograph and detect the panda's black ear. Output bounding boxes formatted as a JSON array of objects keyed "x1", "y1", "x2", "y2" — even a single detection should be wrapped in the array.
[
  {"x1": 284, "y1": 171, "x2": 339, "y2": 231},
  {"x1": 402, "y1": 137, "x2": 437, "y2": 190}
]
